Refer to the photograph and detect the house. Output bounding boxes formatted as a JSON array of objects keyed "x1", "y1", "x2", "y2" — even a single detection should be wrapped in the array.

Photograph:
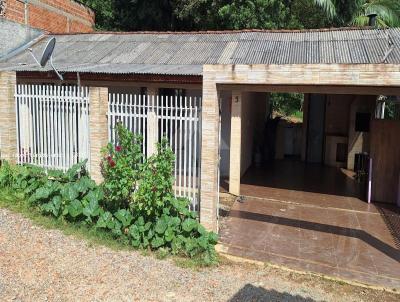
[{"x1": 0, "y1": 27, "x2": 399, "y2": 235}]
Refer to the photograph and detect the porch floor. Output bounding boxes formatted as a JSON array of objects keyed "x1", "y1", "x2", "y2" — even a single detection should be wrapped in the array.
[
  {"x1": 219, "y1": 161, "x2": 400, "y2": 289},
  {"x1": 221, "y1": 160, "x2": 378, "y2": 212}
]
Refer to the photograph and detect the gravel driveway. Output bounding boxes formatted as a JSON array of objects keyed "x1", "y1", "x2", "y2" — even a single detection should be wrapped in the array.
[{"x1": 0, "y1": 208, "x2": 398, "y2": 302}]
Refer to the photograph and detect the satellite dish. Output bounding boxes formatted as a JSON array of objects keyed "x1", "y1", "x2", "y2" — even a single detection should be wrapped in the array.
[
  {"x1": 28, "y1": 37, "x2": 63, "y2": 81},
  {"x1": 40, "y1": 37, "x2": 56, "y2": 67}
]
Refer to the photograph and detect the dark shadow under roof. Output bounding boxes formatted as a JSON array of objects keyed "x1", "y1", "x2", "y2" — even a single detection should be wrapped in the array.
[{"x1": 1, "y1": 28, "x2": 399, "y2": 76}]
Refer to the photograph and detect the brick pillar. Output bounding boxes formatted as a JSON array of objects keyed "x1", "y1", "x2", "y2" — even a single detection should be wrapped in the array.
[
  {"x1": 200, "y1": 67, "x2": 219, "y2": 232},
  {"x1": 0, "y1": 72, "x2": 17, "y2": 163},
  {"x1": 229, "y1": 91, "x2": 242, "y2": 196},
  {"x1": 89, "y1": 86, "x2": 108, "y2": 183}
]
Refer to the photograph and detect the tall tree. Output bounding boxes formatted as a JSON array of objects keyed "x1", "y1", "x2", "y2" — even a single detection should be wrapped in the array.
[
  {"x1": 311, "y1": 0, "x2": 400, "y2": 27},
  {"x1": 80, "y1": 0, "x2": 400, "y2": 31},
  {"x1": 79, "y1": 0, "x2": 116, "y2": 30}
]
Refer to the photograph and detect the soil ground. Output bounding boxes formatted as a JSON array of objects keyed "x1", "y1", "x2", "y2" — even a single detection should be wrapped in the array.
[{"x1": 1, "y1": 208, "x2": 399, "y2": 301}]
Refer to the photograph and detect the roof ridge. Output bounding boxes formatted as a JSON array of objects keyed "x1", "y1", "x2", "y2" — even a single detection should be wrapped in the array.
[{"x1": 49, "y1": 26, "x2": 391, "y2": 36}]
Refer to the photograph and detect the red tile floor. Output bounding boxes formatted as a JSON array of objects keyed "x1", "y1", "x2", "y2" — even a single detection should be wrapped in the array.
[{"x1": 219, "y1": 161, "x2": 400, "y2": 289}]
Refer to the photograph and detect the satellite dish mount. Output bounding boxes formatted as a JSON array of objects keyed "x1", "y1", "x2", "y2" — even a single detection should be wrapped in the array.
[{"x1": 28, "y1": 37, "x2": 63, "y2": 81}]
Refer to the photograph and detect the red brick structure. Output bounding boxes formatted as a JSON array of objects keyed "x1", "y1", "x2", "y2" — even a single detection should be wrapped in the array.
[{"x1": 2, "y1": 0, "x2": 94, "y2": 33}]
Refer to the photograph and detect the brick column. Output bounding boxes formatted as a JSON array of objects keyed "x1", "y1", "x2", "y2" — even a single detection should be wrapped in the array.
[
  {"x1": 200, "y1": 67, "x2": 220, "y2": 232},
  {"x1": 229, "y1": 91, "x2": 242, "y2": 196},
  {"x1": 89, "y1": 86, "x2": 108, "y2": 183},
  {"x1": 0, "y1": 72, "x2": 17, "y2": 163}
]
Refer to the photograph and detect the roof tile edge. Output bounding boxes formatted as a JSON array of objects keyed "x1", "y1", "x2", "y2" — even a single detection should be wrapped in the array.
[{"x1": 49, "y1": 26, "x2": 386, "y2": 36}]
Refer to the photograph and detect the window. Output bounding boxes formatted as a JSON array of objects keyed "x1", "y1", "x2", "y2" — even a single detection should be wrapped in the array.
[{"x1": 159, "y1": 88, "x2": 186, "y2": 98}]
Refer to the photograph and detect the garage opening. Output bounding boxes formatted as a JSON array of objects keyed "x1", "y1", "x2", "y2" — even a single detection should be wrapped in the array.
[{"x1": 220, "y1": 89, "x2": 400, "y2": 210}]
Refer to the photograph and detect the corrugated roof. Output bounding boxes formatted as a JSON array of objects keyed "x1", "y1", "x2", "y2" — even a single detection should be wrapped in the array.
[{"x1": 1, "y1": 28, "x2": 399, "y2": 76}]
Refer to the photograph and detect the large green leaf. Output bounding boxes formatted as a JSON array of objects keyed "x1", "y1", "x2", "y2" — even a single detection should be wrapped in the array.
[
  {"x1": 67, "y1": 200, "x2": 83, "y2": 218},
  {"x1": 61, "y1": 185, "x2": 79, "y2": 201},
  {"x1": 155, "y1": 217, "x2": 168, "y2": 234},
  {"x1": 164, "y1": 227, "x2": 175, "y2": 242},
  {"x1": 168, "y1": 216, "x2": 180, "y2": 228},
  {"x1": 114, "y1": 209, "x2": 133, "y2": 227},
  {"x1": 151, "y1": 236, "x2": 165, "y2": 248},
  {"x1": 96, "y1": 211, "x2": 113, "y2": 228},
  {"x1": 85, "y1": 189, "x2": 104, "y2": 204},
  {"x1": 47, "y1": 169, "x2": 64, "y2": 180},
  {"x1": 51, "y1": 195, "x2": 62, "y2": 216},
  {"x1": 128, "y1": 224, "x2": 140, "y2": 239},
  {"x1": 82, "y1": 198, "x2": 100, "y2": 220},
  {"x1": 182, "y1": 218, "x2": 197, "y2": 233},
  {"x1": 41, "y1": 202, "x2": 54, "y2": 215},
  {"x1": 65, "y1": 159, "x2": 88, "y2": 181},
  {"x1": 34, "y1": 187, "x2": 52, "y2": 200},
  {"x1": 111, "y1": 220, "x2": 122, "y2": 236},
  {"x1": 75, "y1": 176, "x2": 95, "y2": 193}
]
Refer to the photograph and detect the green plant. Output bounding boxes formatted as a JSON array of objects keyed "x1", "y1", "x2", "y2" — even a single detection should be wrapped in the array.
[
  {"x1": 270, "y1": 92, "x2": 304, "y2": 120},
  {"x1": 0, "y1": 161, "x2": 48, "y2": 196},
  {"x1": 0, "y1": 125, "x2": 218, "y2": 265},
  {"x1": 101, "y1": 123, "x2": 143, "y2": 212},
  {"x1": 24, "y1": 160, "x2": 104, "y2": 223},
  {"x1": 131, "y1": 139, "x2": 175, "y2": 218},
  {"x1": 126, "y1": 139, "x2": 218, "y2": 263}
]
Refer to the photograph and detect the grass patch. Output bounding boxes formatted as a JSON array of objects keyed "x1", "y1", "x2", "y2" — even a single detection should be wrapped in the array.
[
  {"x1": 0, "y1": 190, "x2": 218, "y2": 270},
  {"x1": 0, "y1": 190, "x2": 132, "y2": 251},
  {"x1": 173, "y1": 255, "x2": 216, "y2": 270}
]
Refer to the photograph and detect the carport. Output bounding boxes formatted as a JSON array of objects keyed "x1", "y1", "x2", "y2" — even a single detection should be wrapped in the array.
[{"x1": 200, "y1": 64, "x2": 400, "y2": 288}]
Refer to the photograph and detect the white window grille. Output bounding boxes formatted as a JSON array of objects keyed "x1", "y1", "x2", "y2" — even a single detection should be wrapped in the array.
[{"x1": 108, "y1": 93, "x2": 201, "y2": 210}]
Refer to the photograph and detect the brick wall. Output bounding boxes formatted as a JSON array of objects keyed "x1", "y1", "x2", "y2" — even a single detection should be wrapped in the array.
[
  {"x1": 0, "y1": 71, "x2": 17, "y2": 163},
  {"x1": 3, "y1": 0, "x2": 94, "y2": 33}
]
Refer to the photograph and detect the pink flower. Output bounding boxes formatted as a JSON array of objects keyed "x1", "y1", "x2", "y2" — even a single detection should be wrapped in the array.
[
  {"x1": 109, "y1": 160, "x2": 116, "y2": 167},
  {"x1": 106, "y1": 155, "x2": 112, "y2": 161},
  {"x1": 115, "y1": 146, "x2": 122, "y2": 152}
]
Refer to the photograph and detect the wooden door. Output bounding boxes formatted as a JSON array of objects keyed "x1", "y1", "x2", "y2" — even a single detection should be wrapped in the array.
[{"x1": 370, "y1": 120, "x2": 400, "y2": 204}]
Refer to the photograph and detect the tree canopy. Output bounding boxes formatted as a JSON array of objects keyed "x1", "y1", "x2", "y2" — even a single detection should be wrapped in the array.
[{"x1": 80, "y1": 0, "x2": 400, "y2": 31}]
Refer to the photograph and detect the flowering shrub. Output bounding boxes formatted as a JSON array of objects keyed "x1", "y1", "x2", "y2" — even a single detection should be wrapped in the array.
[
  {"x1": 101, "y1": 123, "x2": 143, "y2": 212},
  {"x1": 99, "y1": 125, "x2": 218, "y2": 263},
  {"x1": 126, "y1": 139, "x2": 218, "y2": 261}
]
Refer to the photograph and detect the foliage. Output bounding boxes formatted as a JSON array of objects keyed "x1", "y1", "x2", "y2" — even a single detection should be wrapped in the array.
[
  {"x1": 80, "y1": 0, "x2": 400, "y2": 31},
  {"x1": 79, "y1": 0, "x2": 116, "y2": 30},
  {"x1": 0, "y1": 162, "x2": 47, "y2": 195},
  {"x1": 309, "y1": 0, "x2": 400, "y2": 27},
  {"x1": 17, "y1": 160, "x2": 104, "y2": 223},
  {"x1": 78, "y1": 0, "x2": 328, "y2": 31},
  {"x1": 217, "y1": 0, "x2": 292, "y2": 30},
  {"x1": 0, "y1": 124, "x2": 218, "y2": 264},
  {"x1": 270, "y1": 92, "x2": 304, "y2": 119},
  {"x1": 126, "y1": 139, "x2": 218, "y2": 261},
  {"x1": 101, "y1": 123, "x2": 143, "y2": 212},
  {"x1": 100, "y1": 127, "x2": 218, "y2": 262}
]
